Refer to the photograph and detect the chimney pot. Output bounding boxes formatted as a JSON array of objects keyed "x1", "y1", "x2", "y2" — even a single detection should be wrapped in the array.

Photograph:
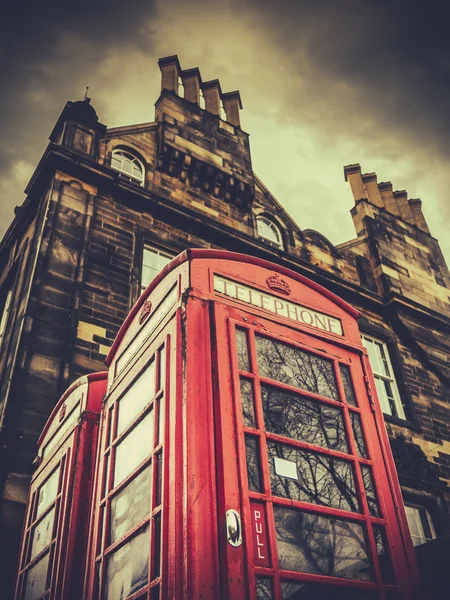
[
  {"x1": 222, "y1": 91, "x2": 243, "y2": 127},
  {"x1": 202, "y1": 79, "x2": 222, "y2": 116}
]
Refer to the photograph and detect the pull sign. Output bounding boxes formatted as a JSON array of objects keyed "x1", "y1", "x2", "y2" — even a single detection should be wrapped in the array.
[{"x1": 226, "y1": 509, "x2": 242, "y2": 547}]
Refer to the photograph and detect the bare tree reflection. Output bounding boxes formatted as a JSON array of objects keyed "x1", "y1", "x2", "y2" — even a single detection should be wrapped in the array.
[
  {"x1": 274, "y1": 507, "x2": 372, "y2": 582},
  {"x1": 268, "y1": 442, "x2": 360, "y2": 513},
  {"x1": 256, "y1": 337, "x2": 338, "y2": 400},
  {"x1": 261, "y1": 385, "x2": 347, "y2": 452}
]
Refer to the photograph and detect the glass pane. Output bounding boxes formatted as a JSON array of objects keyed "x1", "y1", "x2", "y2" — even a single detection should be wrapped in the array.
[
  {"x1": 117, "y1": 362, "x2": 156, "y2": 436},
  {"x1": 268, "y1": 442, "x2": 360, "y2": 513},
  {"x1": 110, "y1": 466, "x2": 152, "y2": 543},
  {"x1": 256, "y1": 336, "x2": 338, "y2": 400},
  {"x1": 151, "y1": 585, "x2": 160, "y2": 600},
  {"x1": 261, "y1": 384, "x2": 347, "y2": 452},
  {"x1": 36, "y1": 467, "x2": 60, "y2": 518},
  {"x1": 104, "y1": 526, "x2": 150, "y2": 600},
  {"x1": 340, "y1": 364, "x2": 357, "y2": 406},
  {"x1": 350, "y1": 412, "x2": 367, "y2": 458},
  {"x1": 24, "y1": 552, "x2": 50, "y2": 600},
  {"x1": 361, "y1": 466, "x2": 379, "y2": 517},
  {"x1": 236, "y1": 328, "x2": 250, "y2": 371},
  {"x1": 114, "y1": 411, "x2": 154, "y2": 487},
  {"x1": 245, "y1": 436, "x2": 262, "y2": 492},
  {"x1": 274, "y1": 507, "x2": 372, "y2": 581},
  {"x1": 158, "y1": 345, "x2": 166, "y2": 391},
  {"x1": 155, "y1": 453, "x2": 162, "y2": 507},
  {"x1": 373, "y1": 525, "x2": 395, "y2": 583},
  {"x1": 30, "y1": 507, "x2": 55, "y2": 560},
  {"x1": 153, "y1": 513, "x2": 162, "y2": 577},
  {"x1": 157, "y1": 395, "x2": 165, "y2": 447},
  {"x1": 281, "y1": 580, "x2": 377, "y2": 599},
  {"x1": 240, "y1": 378, "x2": 256, "y2": 427},
  {"x1": 256, "y1": 577, "x2": 273, "y2": 599}
]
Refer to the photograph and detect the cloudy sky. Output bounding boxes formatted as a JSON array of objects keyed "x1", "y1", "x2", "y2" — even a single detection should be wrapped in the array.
[{"x1": 2, "y1": 0, "x2": 450, "y2": 262}]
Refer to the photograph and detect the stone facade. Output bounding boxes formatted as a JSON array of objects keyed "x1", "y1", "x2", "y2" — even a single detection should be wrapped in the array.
[{"x1": 1, "y1": 55, "x2": 449, "y2": 596}]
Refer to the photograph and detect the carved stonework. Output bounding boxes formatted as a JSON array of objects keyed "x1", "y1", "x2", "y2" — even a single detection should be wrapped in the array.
[{"x1": 156, "y1": 143, "x2": 254, "y2": 211}]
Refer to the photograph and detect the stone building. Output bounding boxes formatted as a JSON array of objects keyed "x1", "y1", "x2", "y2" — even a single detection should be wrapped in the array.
[{"x1": 1, "y1": 55, "x2": 449, "y2": 597}]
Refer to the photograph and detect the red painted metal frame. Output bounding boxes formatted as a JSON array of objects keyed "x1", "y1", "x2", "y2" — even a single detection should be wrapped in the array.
[
  {"x1": 14, "y1": 372, "x2": 107, "y2": 600},
  {"x1": 210, "y1": 297, "x2": 422, "y2": 600},
  {"x1": 84, "y1": 321, "x2": 174, "y2": 600}
]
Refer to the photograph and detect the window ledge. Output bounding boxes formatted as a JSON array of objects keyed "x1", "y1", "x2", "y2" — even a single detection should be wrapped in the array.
[{"x1": 383, "y1": 413, "x2": 421, "y2": 432}]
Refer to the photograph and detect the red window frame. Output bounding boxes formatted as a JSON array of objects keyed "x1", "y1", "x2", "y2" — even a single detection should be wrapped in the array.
[
  {"x1": 15, "y1": 451, "x2": 68, "y2": 600},
  {"x1": 91, "y1": 338, "x2": 169, "y2": 600},
  {"x1": 212, "y1": 301, "x2": 419, "y2": 600}
]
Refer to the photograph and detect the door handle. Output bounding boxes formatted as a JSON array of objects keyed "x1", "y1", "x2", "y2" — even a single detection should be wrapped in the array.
[{"x1": 226, "y1": 509, "x2": 242, "y2": 547}]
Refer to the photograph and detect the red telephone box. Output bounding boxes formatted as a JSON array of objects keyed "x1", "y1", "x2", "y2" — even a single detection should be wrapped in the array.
[
  {"x1": 85, "y1": 249, "x2": 422, "y2": 600},
  {"x1": 14, "y1": 372, "x2": 107, "y2": 600}
]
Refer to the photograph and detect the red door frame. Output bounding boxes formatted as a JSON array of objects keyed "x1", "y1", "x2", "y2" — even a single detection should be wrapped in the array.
[{"x1": 210, "y1": 300, "x2": 422, "y2": 600}]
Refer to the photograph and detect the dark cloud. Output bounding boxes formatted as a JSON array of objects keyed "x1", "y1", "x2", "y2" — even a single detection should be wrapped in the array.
[
  {"x1": 1, "y1": 0, "x2": 450, "y2": 262},
  {"x1": 0, "y1": 0, "x2": 157, "y2": 229}
]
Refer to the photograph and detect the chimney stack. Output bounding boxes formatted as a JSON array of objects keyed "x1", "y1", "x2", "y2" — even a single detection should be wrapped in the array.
[
  {"x1": 222, "y1": 91, "x2": 243, "y2": 127},
  {"x1": 202, "y1": 79, "x2": 221, "y2": 116},
  {"x1": 158, "y1": 55, "x2": 181, "y2": 93},
  {"x1": 182, "y1": 67, "x2": 202, "y2": 104}
]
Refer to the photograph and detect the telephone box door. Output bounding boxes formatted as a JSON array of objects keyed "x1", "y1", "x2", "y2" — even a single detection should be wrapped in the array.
[{"x1": 212, "y1": 303, "x2": 420, "y2": 600}]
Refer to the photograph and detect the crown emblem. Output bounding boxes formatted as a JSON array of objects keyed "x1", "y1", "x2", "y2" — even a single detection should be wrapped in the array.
[
  {"x1": 139, "y1": 299, "x2": 152, "y2": 324},
  {"x1": 266, "y1": 273, "x2": 291, "y2": 295}
]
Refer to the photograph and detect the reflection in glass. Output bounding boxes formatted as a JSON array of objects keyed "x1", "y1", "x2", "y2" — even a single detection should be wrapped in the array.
[
  {"x1": 114, "y1": 411, "x2": 154, "y2": 487},
  {"x1": 236, "y1": 328, "x2": 250, "y2": 371},
  {"x1": 245, "y1": 436, "x2": 262, "y2": 492},
  {"x1": 256, "y1": 577, "x2": 273, "y2": 599},
  {"x1": 256, "y1": 336, "x2": 338, "y2": 400},
  {"x1": 274, "y1": 507, "x2": 372, "y2": 581},
  {"x1": 155, "y1": 453, "x2": 162, "y2": 507},
  {"x1": 281, "y1": 580, "x2": 377, "y2": 599},
  {"x1": 24, "y1": 552, "x2": 50, "y2": 600},
  {"x1": 36, "y1": 467, "x2": 60, "y2": 518},
  {"x1": 110, "y1": 466, "x2": 152, "y2": 543},
  {"x1": 30, "y1": 507, "x2": 55, "y2": 560},
  {"x1": 261, "y1": 385, "x2": 347, "y2": 452},
  {"x1": 153, "y1": 513, "x2": 162, "y2": 577},
  {"x1": 157, "y1": 395, "x2": 165, "y2": 447},
  {"x1": 373, "y1": 525, "x2": 395, "y2": 583},
  {"x1": 351, "y1": 413, "x2": 367, "y2": 458},
  {"x1": 340, "y1": 364, "x2": 357, "y2": 406},
  {"x1": 117, "y1": 362, "x2": 155, "y2": 436},
  {"x1": 104, "y1": 526, "x2": 150, "y2": 600},
  {"x1": 158, "y1": 345, "x2": 166, "y2": 391},
  {"x1": 268, "y1": 442, "x2": 360, "y2": 513},
  {"x1": 240, "y1": 378, "x2": 256, "y2": 427},
  {"x1": 361, "y1": 467, "x2": 379, "y2": 517}
]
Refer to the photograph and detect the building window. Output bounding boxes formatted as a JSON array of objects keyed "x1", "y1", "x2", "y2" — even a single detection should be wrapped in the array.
[
  {"x1": 256, "y1": 215, "x2": 284, "y2": 249},
  {"x1": 404, "y1": 504, "x2": 436, "y2": 546},
  {"x1": 361, "y1": 335, "x2": 405, "y2": 420},
  {"x1": 141, "y1": 246, "x2": 174, "y2": 294},
  {"x1": 111, "y1": 149, "x2": 145, "y2": 185},
  {"x1": 0, "y1": 288, "x2": 13, "y2": 350}
]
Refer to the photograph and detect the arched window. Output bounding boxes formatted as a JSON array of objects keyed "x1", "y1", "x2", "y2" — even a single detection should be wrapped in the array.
[
  {"x1": 111, "y1": 149, "x2": 145, "y2": 185},
  {"x1": 256, "y1": 215, "x2": 284, "y2": 249}
]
